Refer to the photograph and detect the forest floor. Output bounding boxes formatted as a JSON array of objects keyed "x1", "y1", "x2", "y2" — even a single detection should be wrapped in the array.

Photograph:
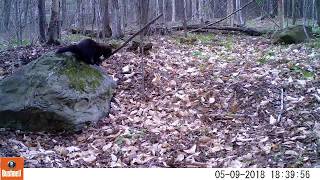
[{"x1": 0, "y1": 32, "x2": 320, "y2": 168}]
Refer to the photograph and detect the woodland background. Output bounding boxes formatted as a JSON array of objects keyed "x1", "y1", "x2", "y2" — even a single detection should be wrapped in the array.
[{"x1": 0, "y1": 0, "x2": 320, "y2": 46}]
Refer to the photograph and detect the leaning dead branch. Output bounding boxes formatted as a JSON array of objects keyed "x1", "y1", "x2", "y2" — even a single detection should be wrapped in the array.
[{"x1": 189, "y1": 0, "x2": 255, "y2": 33}]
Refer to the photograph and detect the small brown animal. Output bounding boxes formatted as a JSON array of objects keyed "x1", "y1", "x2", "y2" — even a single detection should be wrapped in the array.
[{"x1": 56, "y1": 39, "x2": 113, "y2": 65}]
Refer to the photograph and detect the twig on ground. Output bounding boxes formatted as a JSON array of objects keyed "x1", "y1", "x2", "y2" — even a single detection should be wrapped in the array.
[{"x1": 277, "y1": 88, "x2": 285, "y2": 123}]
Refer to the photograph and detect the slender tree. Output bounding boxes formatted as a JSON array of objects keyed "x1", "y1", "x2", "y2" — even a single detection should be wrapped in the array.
[
  {"x1": 2, "y1": 0, "x2": 12, "y2": 31},
  {"x1": 292, "y1": 0, "x2": 297, "y2": 25},
  {"x1": 111, "y1": 0, "x2": 123, "y2": 38},
  {"x1": 61, "y1": 0, "x2": 67, "y2": 28},
  {"x1": 278, "y1": 0, "x2": 284, "y2": 28},
  {"x1": 102, "y1": 0, "x2": 112, "y2": 38},
  {"x1": 316, "y1": 0, "x2": 320, "y2": 26},
  {"x1": 162, "y1": 0, "x2": 167, "y2": 23},
  {"x1": 191, "y1": 0, "x2": 197, "y2": 21},
  {"x1": 236, "y1": 0, "x2": 244, "y2": 26},
  {"x1": 227, "y1": 0, "x2": 234, "y2": 26},
  {"x1": 14, "y1": 0, "x2": 23, "y2": 44},
  {"x1": 91, "y1": 0, "x2": 96, "y2": 31},
  {"x1": 47, "y1": 0, "x2": 60, "y2": 44},
  {"x1": 183, "y1": 0, "x2": 187, "y2": 37},
  {"x1": 38, "y1": 0, "x2": 46, "y2": 42},
  {"x1": 139, "y1": 0, "x2": 150, "y2": 35},
  {"x1": 171, "y1": 0, "x2": 176, "y2": 22}
]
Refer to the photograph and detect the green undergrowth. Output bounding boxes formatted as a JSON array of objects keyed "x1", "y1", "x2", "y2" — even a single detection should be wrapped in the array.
[
  {"x1": 61, "y1": 34, "x2": 89, "y2": 43},
  {"x1": 221, "y1": 37, "x2": 234, "y2": 50},
  {"x1": 0, "y1": 39, "x2": 31, "y2": 51},
  {"x1": 309, "y1": 38, "x2": 320, "y2": 49},
  {"x1": 176, "y1": 33, "x2": 216, "y2": 45},
  {"x1": 192, "y1": 50, "x2": 209, "y2": 60},
  {"x1": 257, "y1": 50, "x2": 276, "y2": 65},
  {"x1": 289, "y1": 64, "x2": 315, "y2": 79}
]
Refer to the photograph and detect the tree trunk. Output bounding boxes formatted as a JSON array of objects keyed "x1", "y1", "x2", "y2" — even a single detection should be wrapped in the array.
[
  {"x1": 183, "y1": 0, "x2": 187, "y2": 37},
  {"x1": 61, "y1": 0, "x2": 67, "y2": 28},
  {"x1": 38, "y1": 0, "x2": 46, "y2": 42},
  {"x1": 171, "y1": 0, "x2": 176, "y2": 22},
  {"x1": 312, "y1": 0, "x2": 316, "y2": 27},
  {"x1": 120, "y1": 0, "x2": 127, "y2": 31},
  {"x1": 162, "y1": 0, "x2": 167, "y2": 23},
  {"x1": 227, "y1": 0, "x2": 234, "y2": 26},
  {"x1": 111, "y1": 0, "x2": 123, "y2": 38},
  {"x1": 80, "y1": 0, "x2": 85, "y2": 32},
  {"x1": 23, "y1": 0, "x2": 30, "y2": 28},
  {"x1": 316, "y1": 0, "x2": 320, "y2": 26},
  {"x1": 278, "y1": 0, "x2": 284, "y2": 28},
  {"x1": 47, "y1": 0, "x2": 60, "y2": 45},
  {"x1": 14, "y1": 0, "x2": 23, "y2": 45},
  {"x1": 292, "y1": 0, "x2": 297, "y2": 25},
  {"x1": 2, "y1": 0, "x2": 12, "y2": 31},
  {"x1": 199, "y1": 0, "x2": 205, "y2": 24},
  {"x1": 155, "y1": 0, "x2": 160, "y2": 16},
  {"x1": 102, "y1": 0, "x2": 112, "y2": 38},
  {"x1": 139, "y1": 0, "x2": 150, "y2": 35},
  {"x1": 76, "y1": 0, "x2": 82, "y2": 29},
  {"x1": 236, "y1": 0, "x2": 244, "y2": 26},
  {"x1": 191, "y1": 0, "x2": 197, "y2": 21}
]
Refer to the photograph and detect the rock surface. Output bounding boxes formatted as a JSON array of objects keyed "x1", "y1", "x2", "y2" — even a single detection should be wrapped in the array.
[
  {"x1": 0, "y1": 53, "x2": 116, "y2": 132},
  {"x1": 272, "y1": 25, "x2": 313, "y2": 44}
]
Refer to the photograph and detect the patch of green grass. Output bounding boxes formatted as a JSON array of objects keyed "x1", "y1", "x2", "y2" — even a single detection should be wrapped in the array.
[
  {"x1": 312, "y1": 27, "x2": 320, "y2": 35},
  {"x1": 192, "y1": 50, "x2": 209, "y2": 60},
  {"x1": 290, "y1": 65, "x2": 315, "y2": 79},
  {"x1": 309, "y1": 38, "x2": 320, "y2": 49},
  {"x1": 10, "y1": 39, "x2": 31, "y2": 47},
  {"x1": 176, "y1": 33, "x2": 215, "y2": 45},
  {"x1": 0, "y1": 43, "x2": 6, "y2": 51},
  {"x1": 194, "y1": 34, "x2": 215, "y2": 44},
  {"x1": 257, "y1": 57, "x2": 268, "y2": 64},
  {"x1": 62, "y1": 34, "x2": 90, "y2": 43},
  {"x1": 0, "y1": 39, "x2": 31, "y2": 50},
  {"x1": 257, "y1": 50, "x2": 276, "y2": 65},
  {"x1": 222, "y1": 37, "x2": 234, "y2": 50},
  {"x1": 192, "y1": 50, "x2": 202, "y2": 57}
]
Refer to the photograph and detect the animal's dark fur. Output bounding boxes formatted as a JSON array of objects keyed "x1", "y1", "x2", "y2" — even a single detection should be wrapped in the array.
[{"x1": 56, "y1": 39, "x2": 113, "y2": 65}]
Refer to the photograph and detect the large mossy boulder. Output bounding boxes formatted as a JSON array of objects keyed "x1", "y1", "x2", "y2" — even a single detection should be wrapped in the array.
[
  {"x1": 272, "y1": 25, "x2": 313, "y2": 44},
  {"x1": 0, "y1": 53, "x2": 116, "y2": 132}
]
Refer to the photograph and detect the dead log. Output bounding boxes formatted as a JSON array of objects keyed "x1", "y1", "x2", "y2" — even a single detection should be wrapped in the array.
[
  {"x1": 194, "y1": 26, "x2": 263, "y2": 36},
  {"x1": 171, "y1": 24, "x2": 263, "y2": 36}
]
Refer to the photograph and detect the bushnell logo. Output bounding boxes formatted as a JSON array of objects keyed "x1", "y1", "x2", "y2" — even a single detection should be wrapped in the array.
[
  {"x1": 8, "y1": 160, "x2": 16, "y2": 169},
  {"x1": 0, "y1": 157, "x2": 24, "y2": 180}
]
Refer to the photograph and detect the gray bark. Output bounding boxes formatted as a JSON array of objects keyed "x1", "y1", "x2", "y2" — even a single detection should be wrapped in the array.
[
  {"x1": 2, "y1": 0, "x2": 12, "y2": 31},
  {"x1": 38, "y1": 0, "x2": 46, "y2": 42},
  {"x1": 61, "y1": 0, "x2": 67, "y2": 28},
  {"x1": 172, "y1": 0, "x2": 176, "y2": 22},
  {"x1": 102, "y1": 0, "x2": 112, "y2": 38},
  {"x1": 111, "y1": 0, "x2": 123, "y2": 38},
  {"x1": 316, "y1": 0, "x2": 320, "y2": 26},
  {"x1": 47, "y1": 0, "x2": 60, "y2": 44}
]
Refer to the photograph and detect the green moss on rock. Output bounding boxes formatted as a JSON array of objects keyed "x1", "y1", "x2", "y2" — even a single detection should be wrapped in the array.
[{"x1": 59, "y1": 59, "x2": 103, "y2": 92}]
